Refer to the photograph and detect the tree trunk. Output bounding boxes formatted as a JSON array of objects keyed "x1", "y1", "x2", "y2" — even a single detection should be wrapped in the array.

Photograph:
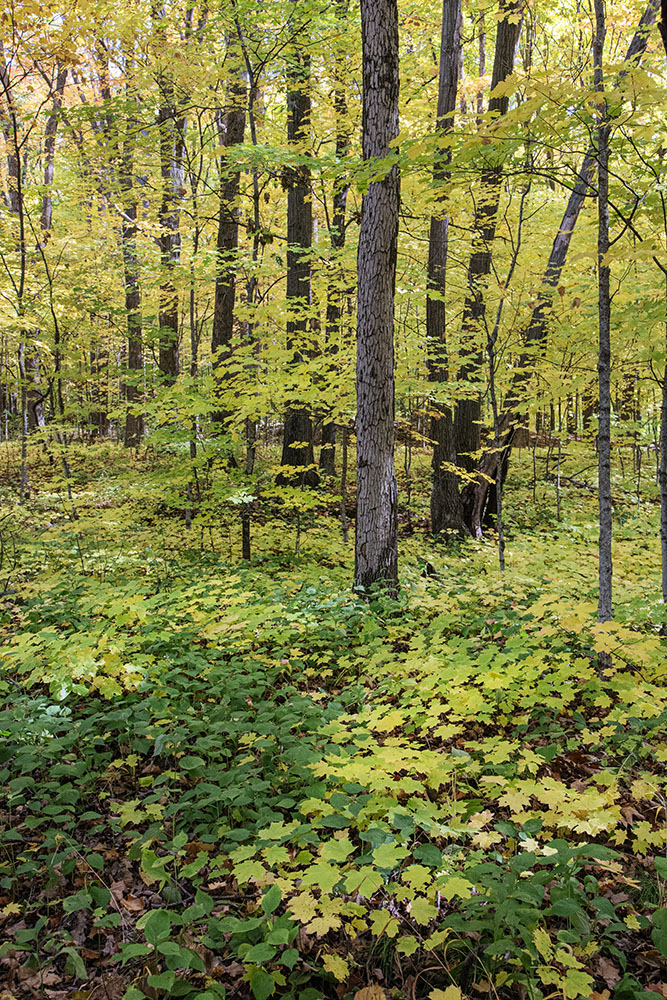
[
  {"x1": 428, "y1": 0, "x2": 465, "y2": 535},
  {"x1": 119, "y1": 119, "x2": 144, "y2": 447},
  {"x1": 320, "y1": 0, "x2": 351, "y2": 477},
  {"x1": 455, "y1": 0, "x2": 523, "y2": 493},
  {"x1": 459, "y1": 0, "x2": 659, "y2": 532},
  {"x1": 595, "y1": 0, "x2": 613, "y2": 633},
  {"x1": 157, "y1": 75, "x2": 186, "y2": 383},
  {"x1": 211, "y1": 60, "x2": 247, "y2": 430},
  {"x1": 354, "y1": 0, "x2": 400, "y2": 595},
  {"x1": 17, "y1": 343, "x2": 30, "y2": 497},
  {"x1": 278, "y1": 34, "x2": 318, "y2": 487}
]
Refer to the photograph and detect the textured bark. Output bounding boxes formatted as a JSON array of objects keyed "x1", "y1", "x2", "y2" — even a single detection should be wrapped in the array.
[
  {"x1": 157, "y1": 75, "x2": 186, "y2": 383},
  {"x1": 25, "y1": 352, "x2": 45, "y2": 430},
  {"x1": 320, "y1": 0, "x2": 351, "y2": 477},
  {"x1": 320, "y1": 421, "x2": 337, "y2": 476},
  {"x1": 594, "y1": 0, "x2": 613, "y2": 628},
  {"x1": 0, "y1": 43, "x2": 21, "y2": 215},
  {"x1": 277, "y1": 39, "x2": 318, "y2": 487},
  {"x1": 354, "y1": 0, "x2": 400, "y2": 594},
  {"x1": 428, "y1": 0, "x2": 465, "y2": 534},
  {"x1": 40, "y1": 67, "x2": 67, "y2": 237},
  {"x1": 455, "y1": 0, "x2": 523, "y2": 479},
  {"x1": 460, "y1": 0, "x2": 659, "y2": 533},
  {"x1": 119, "y1": 115, "x2": 144, "y2": 448},
  {"x1": 211, "y1": 62, "x2": 247, "y2": 430}
]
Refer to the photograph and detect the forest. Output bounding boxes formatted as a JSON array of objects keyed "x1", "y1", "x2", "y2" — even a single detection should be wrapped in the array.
[{"x1": 1, "y1": 0, "x2": 667, "y2": 997}]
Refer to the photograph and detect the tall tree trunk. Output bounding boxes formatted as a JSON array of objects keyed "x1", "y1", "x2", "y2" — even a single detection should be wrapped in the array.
[
  {"x1": 18, "y1": 343, "x2": 30, "y2": 498},
  {"x1": 459, "y1": 0, "x2": 659, "y2": 533},
  {"x1": 211, "y1": 58, "x2": 247, "y2": 430},
  {"x1": 122, "y1": 197, "x2": 144, "y2": 447},
  {"x1": 428, "y1": 0, "x2": 464, "y2": 535},
  {"x1": 320, "y1": 0, "x2": 351, "y2": 477},
  {"x1": 659, "y1": 1, "x2": 667, "y2": 605},
  {"x1": 278, "y1": 33, "x2": 318, "y2": 487},
  {"x1": 354, "y1": 0, "x2": 400, "y2": 595},
  {"x1": 157, "y1": 76, "x2": 185, "y2": 383},
  {"x1": 455, "y1": 0, "x2": 523, "y2": 500},
  {"x1": 120, "y1": 91, "x2": 144, "y2": 448},
  {"x1": 595, "y1": 0, "x2": 613, "y2": 634}
]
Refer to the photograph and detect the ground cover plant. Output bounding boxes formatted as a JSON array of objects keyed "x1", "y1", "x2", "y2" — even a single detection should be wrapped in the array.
[{"x1": 1, "y1": 440, "x2": 666, "y2": 1000}]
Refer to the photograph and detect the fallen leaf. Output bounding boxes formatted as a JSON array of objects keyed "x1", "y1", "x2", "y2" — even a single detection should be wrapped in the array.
[
  {"x1": 120, "y1": 894, "x2": 144, "y2": 912},
  {"x1": 354, "y1": 989, "x2": 386, "y2": 1000},
  {"x1": 596, "y1": 957, "x2": 620, "y2": 988}
]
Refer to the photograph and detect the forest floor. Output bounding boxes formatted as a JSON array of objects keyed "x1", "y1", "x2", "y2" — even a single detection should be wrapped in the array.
[{"x1": 0, "y1": 438, "x2": 666, "y2": 1000}]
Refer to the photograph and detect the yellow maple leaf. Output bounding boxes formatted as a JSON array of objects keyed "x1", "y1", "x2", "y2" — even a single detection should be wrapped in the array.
[
  {"x1": 322, "y1": 953, "x2": 349, "y2": 981},
  {"x1": 289, "y1": 891, "x2": 318, "y2": 924},
  {"x1": 307, "y1": 913, "x2": 342, "y2": 936}
]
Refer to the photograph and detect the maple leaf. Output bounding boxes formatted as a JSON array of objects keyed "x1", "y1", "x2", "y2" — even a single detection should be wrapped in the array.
[
  {"x1": 323, "y1": 952, "x2": 349, "y2": 981},
  {"x1": 307, "y1": 913, "x2": 342, "y2": 936},
  {"x1": 299, "y1": 862, "x2": 341, "y2": 894},
  {"x1": 410, "y1": 896, "x2": 437, "y2": 925},
  {"x1": 289, "y1": 891, "x2": 318, "y2": 924}
]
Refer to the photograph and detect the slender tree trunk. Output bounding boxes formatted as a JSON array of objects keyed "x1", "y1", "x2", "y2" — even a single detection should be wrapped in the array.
[
  {"x1": 120, "y1": 97, "x2": 144, "y2": 448},
  {"x1": 18, "y1": 343, "x2": 30, "y2": 498},
  {"x1": 354, "y1": 0, "x2": 400, "y2": 595},
  {"x1": 459, "y1": 0, "x2": 659, "y2": 533},
  {"x1": 595, "y1": 0, "x2": 613, "y2": 636},
  {"x1": 211, "y1": 59, "x2": 246, "y2": 430},
  {"x1": 455, "y1": 0, "x2": 523, "y2": 493},
  {"x1": 157, "y1": 76, "x2": 185, "y2": 383},
  {"x1": 476, "y1": 13, "x2": 486, "y2": 123},
  {"x1": 278, "y1": 31, "x2": 318, "y2": 487},
  {"x1": 320, "y1": 0, "x2": 351, "y2": 477},
  {"x1": 428, "y1": 0, "x2": 464, "y2": 535},
  {"x1": 39, "y1": 66, "x2": 67, "y2": 236}
]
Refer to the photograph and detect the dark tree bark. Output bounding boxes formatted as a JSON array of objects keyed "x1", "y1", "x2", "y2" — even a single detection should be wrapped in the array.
[
  {"x1": 354, "y1": 0, "x2": 400, "y2": 594},
  {"x1": 211, "y1": 58, "x2": 246, "y2": 430},
  {"x1": 455, "y1": 0, "x2": 523, "y2": 492},
  {"x1": 459, "y1": 0, "x2": 659, "y2": 533},
  {"x1": 157, "y1": 75, "x2": 186, "y2": 383},
  {"x1": 119, "y1": 104, "x2": 144, "y2": 448},
  {"x1": 277, "y1": 37, "x2": 318, "y2": 487},
  {"x1": 594, "y1": 0, "x2": 613, "y2": 633},
  {"x1": 39, "y1": 66, "x2": 67, "y2": 236},
  {"x1": 428, "y1": 0, "x2": 464, "y2": 535},
  {"x1": 320, "y1": 0, "x2": 351, "y2": 477}
]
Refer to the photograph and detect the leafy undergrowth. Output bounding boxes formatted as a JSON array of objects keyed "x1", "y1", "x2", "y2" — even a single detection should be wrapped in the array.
[{"x1": 1, "y1": 442, "x2": 666, "y2": 1000}]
